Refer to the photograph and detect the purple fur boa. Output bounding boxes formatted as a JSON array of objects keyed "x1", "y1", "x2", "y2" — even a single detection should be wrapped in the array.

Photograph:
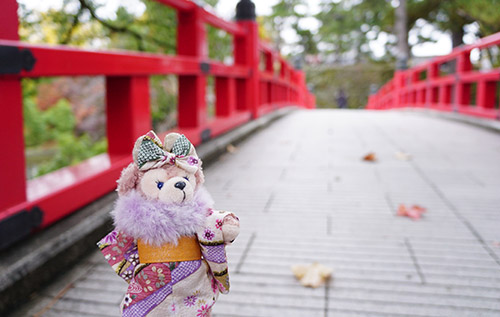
[{"x1": 111, "y1": 187, "x2": 214, "y2": 246}]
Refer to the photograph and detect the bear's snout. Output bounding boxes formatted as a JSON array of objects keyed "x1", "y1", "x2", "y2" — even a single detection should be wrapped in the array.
[
  {"x1": 139, "y1": 168, "x2": 196, "y2": 204},
  {"x1": 175, "y1": 181, "x2": 186, "y2": 190},
  {"x1": 158, "y1": 176, "x2": 194, "y2": 204}
]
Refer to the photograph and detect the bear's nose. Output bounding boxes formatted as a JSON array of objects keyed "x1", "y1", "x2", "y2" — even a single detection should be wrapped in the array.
[{"x1": 174, "y1": 181, "x2": 186, "y2": 190}]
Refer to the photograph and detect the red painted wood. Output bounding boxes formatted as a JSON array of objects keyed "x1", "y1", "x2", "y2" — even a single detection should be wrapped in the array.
[
  {"x1": 215, "y1": 77, "x2": 236, "y2": 117},
  {"x1": 177, "y1": 6, "x2": 207, "y2": 129},
  {"x1": 31, "y1": 154, "x2": 130, "y2": 226},
  {"x1": 265, "y1": 51, "x2": 273, "y2": 72},
  {"x1": 0, "y1": 80, "x2": 26, "y2": 213},
  {"x1": 154, "y1": 0, "x2": 196, "y2": 11},
  {"x1": 366, "y1": 31, "x2": 500, "y2": 120},
  {"x1": 0, "y1": 40, "x2": 201, "y2": 77},
  {"x1": 0, "y1": 1, "x2": 26, "y2": 215},
  {"x1": 206, "y1": 112, "x2": 252, "y2": 136},
  {"x1": 235, "y1": 20, "x2": 260, "y2": 118},
  {"x1": 477, "y1": 81, "x2": 496, "y2": 110},
  {"x1": 106, "y1": 76, "x2": 152, "y2": 160},
  {"x1": 0, "y1": 0, "x2": 315, "y2": 239},
  {"x1": 0, "y1": 0, "x2": 19, "y2": 40},
  {"x1": 204, "y1": 11, "x2": 244, "y2": 36},
  {"x1": 0, "y1": 40, "x2": 250, "y2": 78}
]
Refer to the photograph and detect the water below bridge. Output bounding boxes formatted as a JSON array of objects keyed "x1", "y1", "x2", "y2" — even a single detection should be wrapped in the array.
[{"x1": 13, "y1": 109, "x2": 500, "y2": 316}]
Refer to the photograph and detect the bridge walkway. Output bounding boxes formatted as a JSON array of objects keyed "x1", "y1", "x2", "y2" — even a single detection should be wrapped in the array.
[{"x1": 12, "y1": 109, "x2": 500, "y2": 316}]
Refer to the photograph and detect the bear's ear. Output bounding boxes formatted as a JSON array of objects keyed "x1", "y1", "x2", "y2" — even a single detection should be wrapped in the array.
[{"x1": 117, "y1": 163, "x2": 140, "y2": 195}]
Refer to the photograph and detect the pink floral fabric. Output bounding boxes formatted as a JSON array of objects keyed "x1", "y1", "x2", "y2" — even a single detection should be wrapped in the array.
[{"x1": 98, "y1": 209, "x2": 237, "y2": 316}]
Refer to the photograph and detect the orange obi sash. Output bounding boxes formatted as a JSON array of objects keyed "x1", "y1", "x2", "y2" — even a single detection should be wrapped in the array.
[{"x1": 137, "y1": 236, "x2": 202, "y2": 263}]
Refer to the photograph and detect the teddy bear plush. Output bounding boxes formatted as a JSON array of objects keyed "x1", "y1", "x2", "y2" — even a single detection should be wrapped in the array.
[{"x1": 98, "y1": 131, "x2": 239, "y2": 317}]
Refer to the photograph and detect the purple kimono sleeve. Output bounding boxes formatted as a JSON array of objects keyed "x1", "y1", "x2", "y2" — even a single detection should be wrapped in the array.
[
  {"x1": 97, "y1": 230, "x2": 139, "y2": 283},
  {"x1": 197, "y1": 210, "x2": 236, "y2": 294},
  {"x1": 201, "y1": 243, "x2": 230, "y2": 294}
]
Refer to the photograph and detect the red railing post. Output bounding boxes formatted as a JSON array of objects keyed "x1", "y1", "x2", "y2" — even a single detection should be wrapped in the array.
[
  {"x1": 283, "y1": 63, "x2": 289, "y2": 103},
  {"x1": 477, "y1": 80, "x2": 496, "y2": 110},
  {"x1": 0, "y1": 0, "x2": 27, "y2": 212},
  {"x1": 265, "y1": 51, "x2": 273, "y2": 104},
  {"x1": 177, "y1": 5, "x2": 207, "y2": 129},
  {"x1": 235, "y1": 0, "x2": 260, "y2": 118},
  {"x1": 454, "y1": 51, "x2": 472, "y2": 109},
  {"x1": 296, "y1": 71, "x2": 306, "y2": 107},
  {"x1": 106, "y1": 76, "x2": 151, "y2": 161},
  {"x1": 279, "y1": 60, "x2": 286, "y2": 103},
  {"x1": 393, "y1": 70, "x2": 405, "y2": 108},
  {"x1": 427, "y1": 63, "x2": 438, "y2": 107},
  {"x1": 215, "y1": 77, "x2": 236, "y2": 117}
]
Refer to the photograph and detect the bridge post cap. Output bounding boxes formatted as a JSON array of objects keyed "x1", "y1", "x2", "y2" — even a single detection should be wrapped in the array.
[{"x1": 236, "y1": 0, "x2": 256, "y2": 21}]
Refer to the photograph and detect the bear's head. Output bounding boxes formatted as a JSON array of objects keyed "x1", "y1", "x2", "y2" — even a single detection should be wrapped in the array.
[
  {"x1": 117, "y1": 131, "x2": 204, "y2": 204},
  {"x1": 111, "y1": 131, "x2": 214, "y2": 245}
]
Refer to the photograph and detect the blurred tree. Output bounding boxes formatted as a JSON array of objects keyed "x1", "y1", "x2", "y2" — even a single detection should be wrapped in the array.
[
  {"x1": 316, "y1": 0, "x2": 391, "y2": 62},
  {"x1": 316, "y1": 0, "x2": 500, "y2": 63},
  {"x1": 395, "y1": 0, "x2": 409, "y2": 69},
  {"x1": 262, "y1": 0, "x2": 318, "y2": 56},
  {"x1": 268, "y1": 0, "x2": 303, "y2": 51},
  {"x1": 454, "y1": 0, "x2": 500, "y2": 37},
  {"x1": 295, "y1": 27, "x2": 319, "y2": 56},
  {"x1": 409, "y1": 0, "x2": 471, "y2": 48},
  {"x1": 307, "y1": 63, "x2": 394, "y2": 108}
]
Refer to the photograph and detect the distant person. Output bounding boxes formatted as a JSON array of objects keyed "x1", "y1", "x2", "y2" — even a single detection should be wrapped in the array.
[{"x1": 336, "y1": 88, "x2": 347, "y2": 109}]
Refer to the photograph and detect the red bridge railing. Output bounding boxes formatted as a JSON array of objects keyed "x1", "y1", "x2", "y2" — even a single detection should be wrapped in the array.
[
  {"x1": 366, "y1": 32, "x2": 500, "y2": 120},
  {"x1": 0, "y1": 0, "x2": 315, "y2": 248}
]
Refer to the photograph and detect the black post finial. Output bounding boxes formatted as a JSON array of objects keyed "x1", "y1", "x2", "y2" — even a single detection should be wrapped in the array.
[{"x1": 236, "y1": 0, "x2": 256, "y2": 21}]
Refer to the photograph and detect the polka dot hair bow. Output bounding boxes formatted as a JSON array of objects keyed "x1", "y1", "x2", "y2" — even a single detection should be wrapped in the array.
[{"x1": 133, "y1": 131, "x2": 200, "y2": 174}]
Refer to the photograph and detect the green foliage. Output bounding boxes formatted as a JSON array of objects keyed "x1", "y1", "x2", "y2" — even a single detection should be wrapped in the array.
[
  {"x1": 42, "y1": 99, "x2": 75, "y2": 138},
  {"x1": 208, "y1": 26, "x2": 232, "y2": 62},
  {"x1": 454, "y1": 0, "x2": 500, "y2": 36},
  {"x1": 138, "y1": 1, "x2": 176, "y2": 53},
  {"x1": 262, "y1": 0, "x2": 318, "y2": 55},
  {"x1": 36, "y1": 134, "x2": 107, "y2": 177},
  {"x1": 23, "y1": 97, "x2": 48, "y2": 147},
  {"x1": 307, "y1": 63, "x2": 394, "y2": 109},
  {"x1": 150, "y1": 75, "x2": 178, "y2": 131},
  {"x1": 317, "y1": 0, "x2": 395, "y2": 62},
  {"x1": 22, "y1": 78, "x2": 108, "y2": 178},
  {"x1": 106, "y1": 1, "x2": 177, "y2": 53}
]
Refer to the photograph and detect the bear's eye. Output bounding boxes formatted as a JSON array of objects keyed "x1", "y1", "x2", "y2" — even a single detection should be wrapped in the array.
[
  {"x1": 183, "y1": 176, "x2": 189, "y2": 182},
  {"x1": 156, "y1": 181, "x2": 164, "y2": 189}
]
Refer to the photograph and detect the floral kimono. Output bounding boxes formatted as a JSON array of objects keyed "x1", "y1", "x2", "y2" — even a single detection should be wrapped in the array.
[{"x1": 98, "y1": 188, "x2": 236, "y2": 316}]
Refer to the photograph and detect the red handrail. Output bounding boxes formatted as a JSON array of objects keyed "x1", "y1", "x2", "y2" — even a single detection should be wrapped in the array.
[
  {"x1": 366, "y1": 32, "x2": 500, "y2": 120},
  {"x1": 0, "y1": 0, "x2": 315, "y2": 248}
]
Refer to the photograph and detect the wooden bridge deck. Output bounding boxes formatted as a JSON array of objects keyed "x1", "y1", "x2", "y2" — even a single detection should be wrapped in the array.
[{"x1": 12, "y1": 109, "x2": 500, "y2": 316}]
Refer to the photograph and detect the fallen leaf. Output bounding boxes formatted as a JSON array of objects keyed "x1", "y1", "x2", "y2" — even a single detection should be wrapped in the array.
[
  {"x1": 397, "y1": 204, "x2": 426, "y2": 220},
  {"x1": 362, "y1": 152, "x2": 377, "y2": 162},
  {"x1": 291, "y1": 262, "x2": 333, "y2": 288},
  {"x1": 395, "y1": 151, "x2": 412, "y2": 161},
  {"x1": 226, "y1": 144, "x2": 237, "y2": 154}
]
